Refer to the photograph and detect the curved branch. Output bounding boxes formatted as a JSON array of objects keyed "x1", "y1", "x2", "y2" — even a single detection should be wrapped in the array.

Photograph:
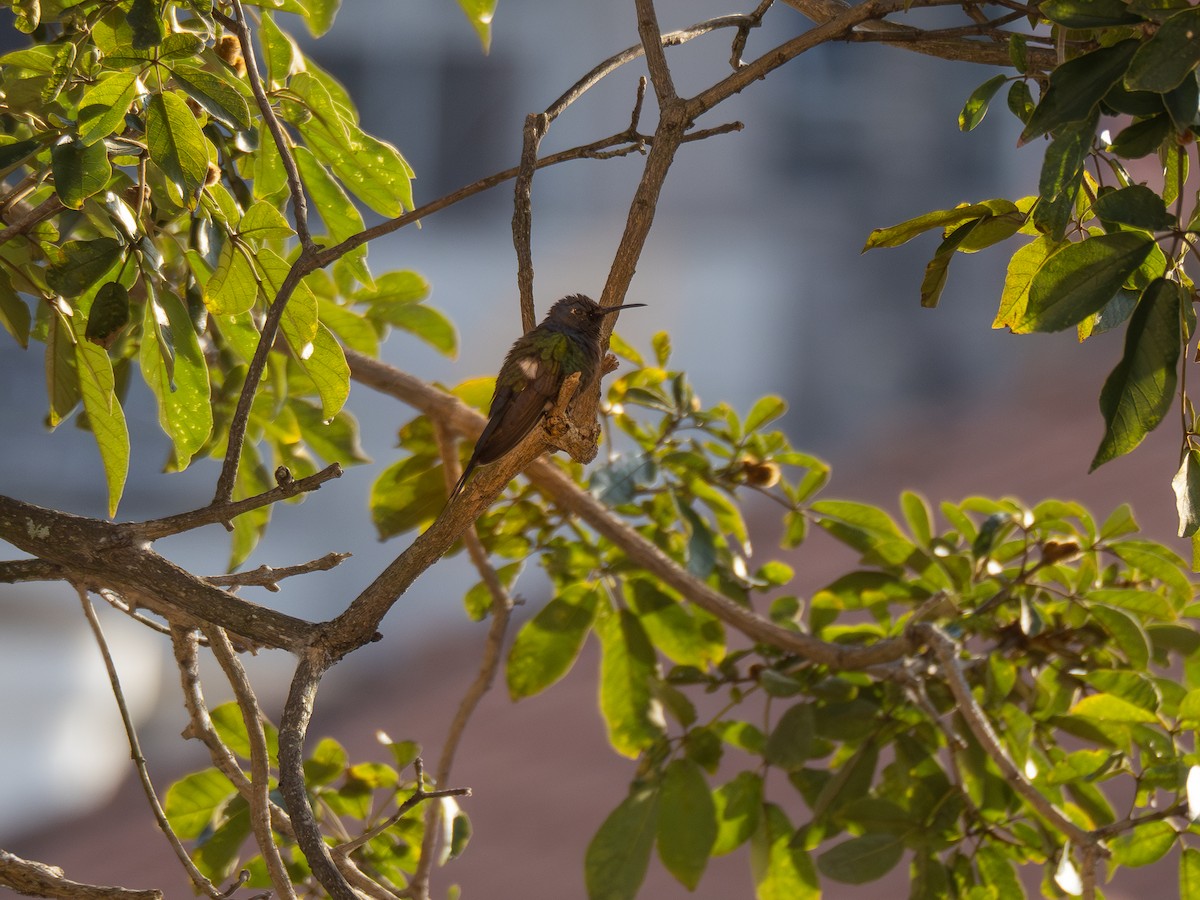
[{"x1": 343, "y1": 350, "x2": 913, "y2": 670}]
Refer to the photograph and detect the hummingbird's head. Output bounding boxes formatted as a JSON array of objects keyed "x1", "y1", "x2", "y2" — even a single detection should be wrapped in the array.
[{"x1": 545, "y1": 294, "x2": 646, "y2": 331}]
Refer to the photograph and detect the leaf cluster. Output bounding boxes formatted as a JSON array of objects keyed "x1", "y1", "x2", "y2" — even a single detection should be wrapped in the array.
[
  {"x1": 0, "y1": 0, "x2": 463, "y2": 545},
  {"x1": 371, "y1": 332, "x2": 1200, "y2": 897},
  {"x1": 865, "y1": 0, "x2": 1200, "y2": 546},
  {"x1": 166, "y1": 702, "x2": 466, "y2": 893}
]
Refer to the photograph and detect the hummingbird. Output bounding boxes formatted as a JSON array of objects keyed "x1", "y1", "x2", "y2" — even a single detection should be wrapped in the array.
[{"x1": 450, "y1": 294, "x2": 646, "y2": 501}]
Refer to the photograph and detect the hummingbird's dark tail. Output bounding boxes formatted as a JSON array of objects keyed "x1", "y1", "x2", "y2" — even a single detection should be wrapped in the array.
[{"x1": 448, "y1": 460, "x2": 474, "y2": 504}]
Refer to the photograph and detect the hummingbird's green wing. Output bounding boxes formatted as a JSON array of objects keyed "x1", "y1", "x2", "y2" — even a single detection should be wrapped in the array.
[{"x1": 473, "y1": 332, "x2": 569, "y2": 466}]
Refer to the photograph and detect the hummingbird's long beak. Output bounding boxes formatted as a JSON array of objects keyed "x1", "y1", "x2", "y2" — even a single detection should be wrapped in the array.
[{"x1": 599, "y1": 303, "x2": 647, "y2": 315}]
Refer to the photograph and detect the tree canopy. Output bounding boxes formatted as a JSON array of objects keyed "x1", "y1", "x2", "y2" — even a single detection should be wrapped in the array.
[{"x1": 3, "y1": 0, "x2": 1200, "y2": 899}]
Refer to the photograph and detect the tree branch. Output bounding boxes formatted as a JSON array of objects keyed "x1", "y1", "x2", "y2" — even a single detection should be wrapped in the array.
[
  {"x1": 205, "y1": 551, "x2": 351, "y2": 592},
  {"x1": 781, "y1": 0, "x2": 1057, "y2": 70},
  {"x1": 913, "y1": 622, "x2": 1100, "y2": 851},
  {"x1": 0, "y1": 494, "x2": 319, "y2": 651},
  {"x1": 0, "y1": 850, "x2": 162, "y2": 900}
]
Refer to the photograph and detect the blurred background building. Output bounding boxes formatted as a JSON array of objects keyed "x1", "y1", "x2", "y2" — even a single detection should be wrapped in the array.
[{"x1": 0, "y1": 0, "x2": 1186, "y2": 896}]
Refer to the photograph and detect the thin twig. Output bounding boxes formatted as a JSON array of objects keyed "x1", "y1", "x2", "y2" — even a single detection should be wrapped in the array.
[
  {"x1": 206, "y1": 551, "x2": 351, "y2": 592},
  {"x1": 215, "y1": 2, "x2": 315, "y2": 253},
  {"x1": 411, "y1": 426, "x2": 515, "y2": 896},
  {"x1": 136, "y1": 463, "x2": 342, "y2": 541},
  {"x1": 335, "y1": 758, "x2": 470, "y2": 860},
  {"x1": 512, "y1": 113, "x2": 547, "y2": 334},
  {"x1": 913, "y1": 622, "x2": 1100, "y2": 851},
  {"x1": 204, "y1": 625, "x2": 297, "y2": 900},
  {"x1": 0, "y1": 194, "x2": 63, "y2": 246},
  {"x1": 76, "y1": 587, "x2": 225, "y2": 899}
]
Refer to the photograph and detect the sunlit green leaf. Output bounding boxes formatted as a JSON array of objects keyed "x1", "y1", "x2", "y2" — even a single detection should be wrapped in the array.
[
  {"x1": 507, "y1": 583, "x2": 600, "y2": 700},
  {"x1": 1014, "y1": 232, "x2": 1154, "y2": 333},
  {"x1": 750, "y1": 803, "x2": 819, "y2": 900},
  {"x1": 163, "y1": 768, "x2": 235, "y2": 839},
  {"x1": 77, "y1": 72, "x2": 143, "y2": 146},
  {"x1": 146, "y1": 90, "x2": 210, "y2": 202},
  {"x1": 959, "y1": 74, "x2": 1007, "y2": 132},
  {"x1": 712, "y1": 771, "x2": 763, "y2": 856},
  {"x1": 597, "y1": 608, "x2": 665, "y2": 758},
  {"x1": 171, "y1": 65, "x2": 252, "y2": 131}
]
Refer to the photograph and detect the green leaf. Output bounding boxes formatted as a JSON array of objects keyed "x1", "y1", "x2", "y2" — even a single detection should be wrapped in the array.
[
  {"x1": 993, "y1": 235, "x2": 1064, "y2": 330},
  {"x1": 75, "y1": 332, "x2": 129, "y2": 517},
  {"x1": 625, "y1": 577, "x2": 724, "y2": 668},
  {"x1": 712, "y1": 772, "x2": 763, "y2": 856},
  {"x1": 1040, "y1": 0, "x2": 1143, "y2": 28},
  {"x1": 1038, "y1": 112, "x2": 1096, "y2": 203},
  {"x1": 506, "y1": 583, "x2": 600, "y2": 700},
  {"x1": 764, "y1": 703, "x2": 816, "y2": 771},
  {"x1": 367, "y1": 301, "x2": 457, "y2": 357},
  {"x1": 1091, "y1": 279, "x2": 1181, "y2": 470},
  {"x1": 1020, "y1": 40, "x2": 1138, "y2": 142},
  {"x1": 959, "y1": 74, "x2": 1007, "y2": 131},
  {"x1": 47, "y1": 239, "x2": 123, "y2": 298},
  {"x1": 1173, "y1": 449, "x2": 1200, "y2": 538},
  {"x1": 1125, "y1": 8, "x2": 1200, "y2": 92},
  {"x1": 597, "y1": 608, "x2": 666, "y2": 758},
  {"x1": 1110, "y1": 114, "x2": 1172, "y2": 160},
  {"x1": 1108, "y1": 819, "x2": 1177, "y2": 867},
  {"x1": 0, "y1": 271, "x2": 30, "y2": 348},
  {"x1": 239, "y1": 200, "x2": 294, "y2": 242},
  {"x1": 744, "y1": 394, "x2": 787, "y2": 433},
  {"x1": 204, "y1": 241, "x2": 258, "y2": 315},
  {"x1": 291, "y1": 323, "x2": 350, "y2": 419},
  {"x1": 1089, "y1": 603, "x2": 1151, "y2": 669},
  {"x1": 750, "y1": 803, "x2": 819, "y2": 900},
  {"x1": 817, "y1": 833, "x2": 905, "y2": 884},
  {"x1": 294, "y1": 146, "x2": 368, "y2": 278},
  {"x1": 1069, "y1": 692, "x2": 1159, "y2": 724},
  {"x1": 171, "y1": 65, "x2": 252, "y2": 131},
  {"x1": 84, "y1": 282, "x2": 130, "y2": 348},
  {"x1": 127, "y1": 0, "x2": 164, "y2": 48},
  {"x1": 259, "y1": 12, "x2": 302, "y2": 90},
  {"x1": 1007, "y1": 79, "x2": 1035, "y2": 123},
  {"x1": 1184, "y1": 847, "x2": 1200, "y2": 900},
  {"x1": 51, "y1": 139, "x2": 111, "y2": 210},
  {"x1": 1014, "y1": 232, "x2": 1155, "y2": 333},
  {"x1": 1109, "y1": 538, "x2": 1192, "y2": 599},
  {"x1": 370, "y1": 456, "x2": 444, "y2": 538},
  {"x1": 862, "y1": 204, "x2": 992, "y2": 251},
  {"x1": 1093, "y1": 185, "x2": 1175, "y2": 231},
  {"x1": 164, "y1": 768, "x2": 235, "y2": 839},
  {"x1": 45, "y1": 311, "x2": 80, "y2": 427},
  {"x1": 146, "y1": 90, "x2": 210, "y2": 201},
  {"x1": 657, "y1": 759, "x2": 716, "y2": 890},
  {"x1": 592, "y1": 455, "x2": 655, "y2": 506},
  {"x1": 289, "y1": 398, "x2": 370, "y2": 466},
  {"x1": 140, "y1": 292, "x2": 212, "y2": 468},
  {"x1": 303, "y1": 736, "x2": 347, "y2": 786},
  {"x1": 210, "y1": 701, "x2": 279, "y2": 762},
  {"x1": 585, "y1": 787, "x2": 659, "y2": 900},
  {"x1": 77, "y1": 72, "x2": 143, "y2": 145},
  {"x1": 455, "y1": 0, "x2": 497, "y2": 52}
]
